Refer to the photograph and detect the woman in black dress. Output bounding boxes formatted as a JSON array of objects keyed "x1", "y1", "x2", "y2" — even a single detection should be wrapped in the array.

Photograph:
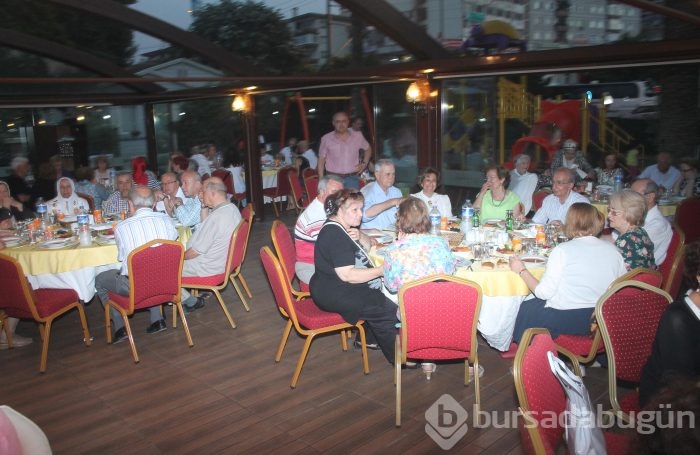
[{"x1": 310, "y1": 189, "x2": 398, "y2": 364}]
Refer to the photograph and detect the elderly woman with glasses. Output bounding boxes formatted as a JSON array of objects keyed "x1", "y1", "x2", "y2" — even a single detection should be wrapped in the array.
[
  {"x1": 608, "y1": 189, "x2": 655, "y2": 270},
  {"x1": 673, "y1": 157, "x2": 699, "y2": 198},
  {"x1": 310, "y1": 189, "x2": 398, "y2": 363},
  {"x1": 550, "y1": 139, "x2": 595, "y2": 181}
]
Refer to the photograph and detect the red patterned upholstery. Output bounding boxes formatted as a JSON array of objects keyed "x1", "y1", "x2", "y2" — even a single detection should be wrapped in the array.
[
  {"x1": 658, "y1": 225, "x2": 685, "y2": 299},
  {"x1": 270, "y1": 220, "x2": 309, "y2": 301},
  {"x1": 394, "y1": 275, "x2": 483, "y2": 426},
  {"x1": 259, "y1": 246, "x2": 368, "y2": 388},
  {"x1": 0, "y1": 253, "x2": 91, "y2": 372},
  {"x1": 304, "y1": 175, "x2": 319, "y2": 202},
  {"x1": 104, "y1": 240, "x2": 191, "y2": 363},
  {"x1": 515, "y1": 328, "x2": 630, "y2": 455},
  {"x1": 595, "y1": 280, "x2": 672, "y2": 422},
  {"x1": 302, "y1": 167, "x2": 317, "y2": 179},
  {"x1": 212, "y1": 169, "x2": 234, "y2": 195},
  {"x1": 532, "y1": 190, "x2": 550, "y2": 211},
  {"x1": 675, "y1": 196, "x2": 700, "y2": 244}
]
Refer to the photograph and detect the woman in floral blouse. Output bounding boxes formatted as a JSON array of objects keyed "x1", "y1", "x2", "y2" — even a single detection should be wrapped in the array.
[
  {"x1": 608, "y1": 189, "x2": 655, "y2": 270},
  {"x1": 381, "y1": 197, "x2": 455, "y2": 300},
  {"x1": 595, "y1": 151, "x2": 626, "y2": 187}
]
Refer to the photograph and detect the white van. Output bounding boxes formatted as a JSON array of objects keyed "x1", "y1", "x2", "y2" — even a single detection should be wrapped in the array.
[{"x1": 543, "y1": 80, "x2": 659, "y2": 119}]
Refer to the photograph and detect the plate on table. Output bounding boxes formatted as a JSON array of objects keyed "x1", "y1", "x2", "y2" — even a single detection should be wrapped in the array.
[
  {"x1": 91, "y1": 223, "x2": 114, "y2": 231},
  {"x1": 482, "y1": 219, "x2": 504, "y2": 229},
  {"x1": 38, "y1": 238, "x2": 79, "y2": 249},
  {"x1": 58, "y1": 215, "x2": 77, "y2": 223},
  {"x1": 657, "y1": 199, "x2": 673, "y2": 205},
  {"x1": 98, "y1": 231, "x2": 115, "y2": 240},
  {"x1": 520, "y1": 255, "x2": 547, "y2": 268},
  {"x1": 596, "y1": 185, "x2": 613, "y2": 194},
  {"x1": 2, "y1": 236, "x2": 23, "y2": 248}
]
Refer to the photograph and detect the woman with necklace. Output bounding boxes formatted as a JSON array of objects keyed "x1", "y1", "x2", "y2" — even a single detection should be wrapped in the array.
[
  {"x1": 411, "y1": 167, "x2": 452, "y2": 218},
  {"x1": 473, "y1": 165, "x2": 523, "y2": 220}
]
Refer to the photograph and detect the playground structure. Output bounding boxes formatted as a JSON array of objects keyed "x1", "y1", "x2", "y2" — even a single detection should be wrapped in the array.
[
  {"x1": 461, "y1": 20, "x2": 527, "y2": 56},
  {"x1": 496, "y1": 77, "x2": 637, "y2": 168}
]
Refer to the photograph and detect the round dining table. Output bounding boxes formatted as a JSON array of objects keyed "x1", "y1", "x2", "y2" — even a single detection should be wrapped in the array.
[{"x1": 2, "y1": 225, "x2": 192, "y2": 302}]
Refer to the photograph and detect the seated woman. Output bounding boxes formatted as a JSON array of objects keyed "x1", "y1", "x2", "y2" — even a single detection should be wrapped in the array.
[
  {"x1": 381, "y1": 197, "x2": 456, "y2": 302},
  {"x1": 310, "y1": 189, "x2": 398, "y2": 363},
  {"x1": 673, "y1": 157, "x2": 699, "y2": 198},
  {"x1": 639, "y1": 241, "x2": 700, "y2": 407},
  {"x1": 411, "y1": 167, "x2": 453, "y2": 218},
  {"x1": 594, "y1": 151, "x2": 625, "y2": 187},
  {"x1": 509, "y1": 203, "x2": 626, "y2": 343},
  {"x1": 608, "y1": 189, "x2": 655, "y2": 270},
  {"x1": 473, "y1": 165, "x2": 523, "y2": 220},
  {"x1": 47, "y1": 177, "x2": 89, "y2": 216},
  {"x1": 0, "y1": 181, "x2": 34, "y2": 221}
]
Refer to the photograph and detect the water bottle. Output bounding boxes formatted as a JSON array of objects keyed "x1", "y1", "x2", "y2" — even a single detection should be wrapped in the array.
[
  {"x1": 613, "y1": 172, "x2": 623, "y2": 193},
  {"x1": 461, "y1": 199, "x2": 473, "y2": 233},
  {"x1": 35, "y1": 197, "x2": 48, "y2": 227},
  {"x1": 429, "y1": 204, "x2": 441, "y2": 235},
  {"x1": 77, "y1": 211, "x2": 91, "y2": 246},
  {"x1": 109, "y1": 169, "x2": 116, "y2": 191}
]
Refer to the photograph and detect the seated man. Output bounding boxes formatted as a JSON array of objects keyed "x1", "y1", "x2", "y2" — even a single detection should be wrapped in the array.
[
  {"x1": 630, "y1": 178, "x2": 672, "y2": 265},
  {"x1": 509, "y1": 154, "x2": 538, "y2": 215},
  {"x1": 180, "y1": 177, "x2": 242, "y2": 312},
  {"x1": 95, "y1": 186, "x2": 179, "y2": 343},
  {"x1": 102, "y1": 171, "x2": 133, "y2": 216},
  {"x1": 639, "y1": 151, "x2": 682, "y2": 193},
  {"x1": 294, "y1": 175, "x2": 344, "y2": 285},
  {"x1": 154, "y1": 172, "x2": 186, "y2": 215},
  {"x1": 171, "y1": 170, "x2": 205, "y2": 229},
  {"x1": 74, "y1": 166, "x2": 110, "y2": 211},
  {"x1": 531, "y1": 167, "x2": 590, "y2": 226},
  {"x1": 360, "y1": 159, "x2": 404, "y2": 229}
]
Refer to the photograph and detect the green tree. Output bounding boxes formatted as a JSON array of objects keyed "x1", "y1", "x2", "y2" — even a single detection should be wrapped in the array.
[{"x1": 190, "y1": 0, "x2": 302, "y2": 74}]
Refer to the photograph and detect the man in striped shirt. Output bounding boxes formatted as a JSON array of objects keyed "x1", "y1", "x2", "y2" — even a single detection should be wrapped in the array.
[
  {"x1": 293, "y1": 175, "x2": 344, "y2": 286},
  {"x1": 95, "y1": 186, "x2": 178, "y2": 344}
]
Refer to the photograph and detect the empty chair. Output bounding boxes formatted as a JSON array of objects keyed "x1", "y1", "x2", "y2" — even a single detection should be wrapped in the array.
[
  {"x1": 595, "y1": 280, "x2": 673, "y2": 423},
  {"x1": 212, "y1": 169, "x2": 234, "y2": 195},
  {"x1": 102, "y1": 240, "x2": 193, "y2": 363},
  {"x1": 554, "y1": 267, "x2": 662, "y2": 364},
  {"x1": 263, "y1": 166, "x2": 296, "y2": 217},
  {"x1": 0, "y1": 254, "x2": 91, "y2": 373},
  {"x1": 658, "y1": 225, "x2": 685, "y2": 299},
  {"x1": 514, "y1": 328, "x2": 629, "y2": 455},
  {"x1": 395, "y1": 275, "x2": 482, "y2": 426},
  {"x1": 270, "y1": 220, "x2": 309, "y2": 300},
  {"x1": 259, "y1": 246, "x2": 369, "y2": 388},
  {"x1": 675, "y1": 196, "x2": 700, "y2": 244}
]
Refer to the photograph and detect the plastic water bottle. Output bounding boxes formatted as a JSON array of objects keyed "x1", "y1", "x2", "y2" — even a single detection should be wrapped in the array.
[
  {"x1": 109, "y1": 169, "x2": 116, "y2": 191},
  {"x1": 613, "y1": 173, "x2": 623, "y2": 193},
  {"x1": 429, "y1": 204, "x2": 441, "y2": 235},
  {"x1": 461, "y1": 199, "x2": 473, "y2": 233},
  {"x1": 35, "y1": 197, "x2": 48, "y2": 227}
]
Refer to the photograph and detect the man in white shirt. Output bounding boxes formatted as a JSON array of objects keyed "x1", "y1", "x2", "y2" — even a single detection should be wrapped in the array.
[
  {"x1": 638, "y1": 152, "x2": 681, "y2": 192},
  {"x1": 361, "y1": 159, "x2": 403, "y2": 229},
  {"x1": 294, "y1": 175, "x2": 344, "y2": 285},
  {"x1": 279, "y1": 137, "x2": 297, "y2": 166},
  {"x1": 532, "y1": 168, "x2": 590, "y2": 225},
  {"x1": 509, "y1": 154, "x2": 538, "y2": 214},
  {"x1": 297, "y1": 140, "x2": 318, "y2": 170},
  {"x1": 631, "y1": 178, "x2": 672, "y2": 265}
]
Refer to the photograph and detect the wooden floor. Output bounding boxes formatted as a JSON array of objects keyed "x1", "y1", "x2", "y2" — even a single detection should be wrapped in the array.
[{"x1": 1, "y1": 208, "x2": 630, "y2": 454}]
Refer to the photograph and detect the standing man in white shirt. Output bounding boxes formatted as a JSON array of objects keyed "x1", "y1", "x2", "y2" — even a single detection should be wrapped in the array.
[
  {"x1": 509, "y1": 154, "x2": 539, "y2": 215},
  {"x1": 631, "y1": 178, "x2": 673, "y2": 265},
  {"x1": 531, "y1": 168, "x2": 590, "y2": 226}
]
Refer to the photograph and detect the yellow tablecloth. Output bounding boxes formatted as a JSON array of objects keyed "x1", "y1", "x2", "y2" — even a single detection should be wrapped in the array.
[{"x1": 592, "y1": 200, "x2": 677, "y2": 218}]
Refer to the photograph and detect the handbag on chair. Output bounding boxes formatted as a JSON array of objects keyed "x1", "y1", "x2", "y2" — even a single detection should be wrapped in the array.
[{"x1": 547, "y1": 351, "x2": 607, "y2": 455}]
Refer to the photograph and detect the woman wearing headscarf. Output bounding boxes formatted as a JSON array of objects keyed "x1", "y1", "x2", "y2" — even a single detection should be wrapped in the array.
[{"x1": 48, "y1": 177, "x2": 89, "y2": 216}]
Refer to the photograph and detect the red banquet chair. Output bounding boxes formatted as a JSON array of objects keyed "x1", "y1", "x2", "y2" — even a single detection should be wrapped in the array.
[
  {"x1": 0, "y1": 254, "x2": 91, "y2": 373},
  {"x1": 103, "y1": 239, "x2": 192, "y2": 363},
  {"x1": 595, "y1": 280, "x2": 673, "y2": 423},
  {"x1": 554, "y1": 267, "x2": 662, "y2": 365},
  {"x1": 270, "y1": 220, "x2": 310, "y2": 299},
  {"x1": 514, "y1": 328, "x2": 629, "y2": 455},
  {"x1": 263, "y1": 166, "x2": 296, "y2": 217},
  {"x1": 287, "y1": 169, "x2": 307, "y2": 212},
  {"x1": 304, "y1": 175, "x2": 319, "y2": 203},
  {"x1": 531, "y1": 189, "x2": 550, "y2": 211},
  {"x1": 675, "y1": 196, "x2": 700, "y2": 244},
  {"x1": 259, "y1": 246, "x2": 369, "y2": 388},
  {"x1": 658, "y1": 224, "x2": 685, "y2": 299},
  {"x1": 395, "y1": 275, "x2": 483, "y2": 426}
]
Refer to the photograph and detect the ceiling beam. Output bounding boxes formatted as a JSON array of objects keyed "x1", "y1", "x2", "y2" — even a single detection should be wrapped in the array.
[
  {"x1": 0, "y1": 28, "x2": 163, "y2": 93},
  {"x1": 46, "y1": 0, "x2": 267, "y2": 76},
  {"x1": 334, "y1": 0, "x2": 452, "y2": 60}
]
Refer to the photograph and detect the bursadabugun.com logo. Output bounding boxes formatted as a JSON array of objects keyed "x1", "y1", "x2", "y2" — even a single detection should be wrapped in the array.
[{"x1": 425, "y1": 395, "x2": 696, "y2": 449}]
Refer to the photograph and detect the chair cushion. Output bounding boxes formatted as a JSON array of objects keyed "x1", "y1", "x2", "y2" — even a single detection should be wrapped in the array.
[
  {"x1": 555, "y1": 334, "x2": 605, "y2": 356},
  {"x1": 294, "y1": 299, "x2": 348, "y2": 329},
  {"x1": 182, "y1": 274, "x2": 225, "y2": 286},
  {"x1": 32, "y1": 289, "x2": 79, "y2": 319},
  {"x1": 619, "y1": 391, "x2": 641, "y2": 416}
]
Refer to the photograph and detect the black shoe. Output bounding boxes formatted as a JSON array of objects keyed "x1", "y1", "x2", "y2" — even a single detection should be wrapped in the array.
[
  {"x1": 184, "y1": 297, "x2": 205, "y2": 314},
  {"x1": 146, "y1": 319, "x2": 167, "y2": 334},
  {"x1": 112, "y1": 327, "x2": 127, "y2": 344},
  {"x1": 353, "y1": 339, "x2": 380, "y2": 351}
]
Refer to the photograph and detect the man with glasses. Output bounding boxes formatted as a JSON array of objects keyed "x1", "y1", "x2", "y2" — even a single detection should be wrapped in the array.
[
  {"x1": 155, "y1": 172, "x2": 185, "y2": 215},
  {"x1": 630, "y1": 178, "x2": 672, "y2": 265},
  {"x1": 531, "y1": 167, "x2": 590, "y2": 226}
]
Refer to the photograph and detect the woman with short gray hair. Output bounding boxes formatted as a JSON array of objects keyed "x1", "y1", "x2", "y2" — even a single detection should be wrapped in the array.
[{"x1": 608, "y1": 189, "x2": 655, "y2": 270}]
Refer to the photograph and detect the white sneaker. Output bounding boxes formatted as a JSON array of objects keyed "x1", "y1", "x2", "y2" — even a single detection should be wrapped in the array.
[{"x1": 0, "y1": 333, "x2": 33, "y2": 349}]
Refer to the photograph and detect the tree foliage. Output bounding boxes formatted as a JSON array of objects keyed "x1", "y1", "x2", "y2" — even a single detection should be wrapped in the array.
[{"x1": 190, "y1": 0, "x2": 302, "y2": 75}]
